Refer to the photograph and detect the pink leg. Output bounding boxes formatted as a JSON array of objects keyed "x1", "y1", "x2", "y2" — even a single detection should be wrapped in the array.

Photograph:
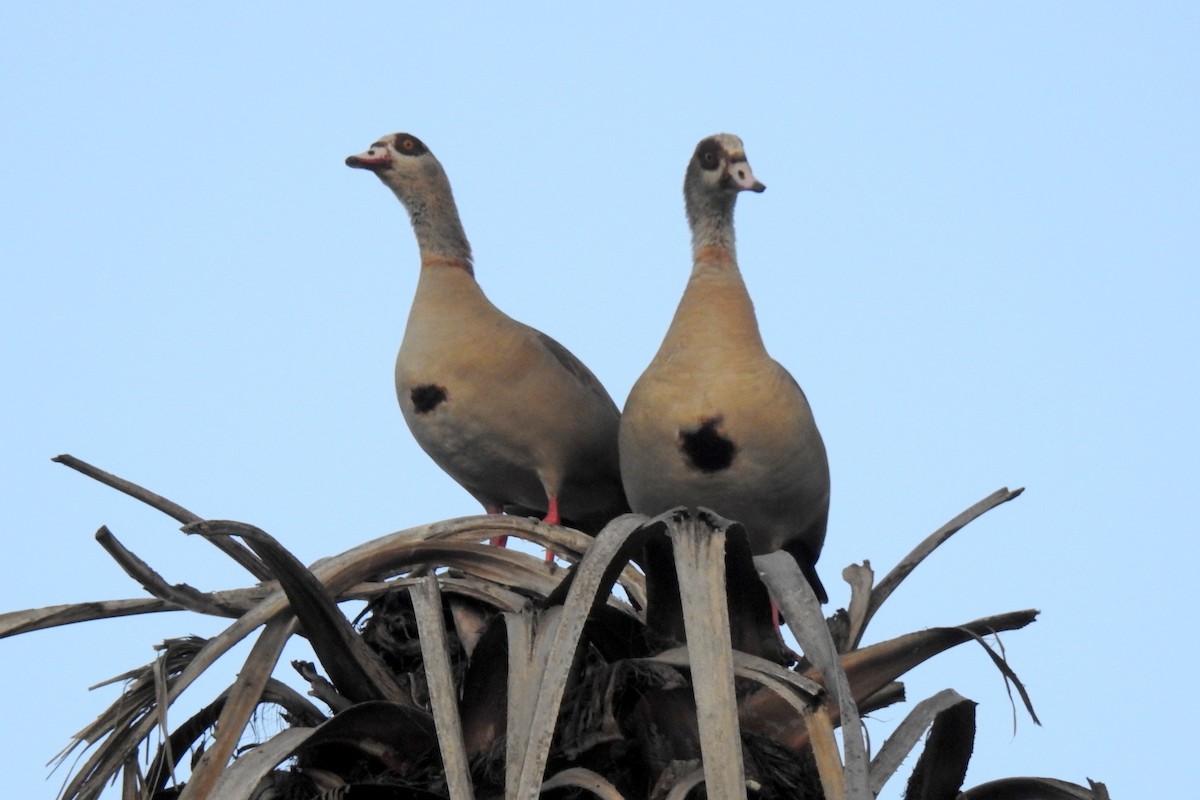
[
  {"x1": 485, "y1": 505, "x2": 508, "y2": 548},
  {"x1": 543, "y1": 496, "x2": 560, "y2": 562}
]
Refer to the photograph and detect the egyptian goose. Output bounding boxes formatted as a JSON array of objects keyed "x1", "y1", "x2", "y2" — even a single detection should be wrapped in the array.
[
  {"x1": 618, "y1": 133, "x2": 830, "y2": 601},
  {"x1": 347, "y1": 132, "x2": 628, "y2": 540}
]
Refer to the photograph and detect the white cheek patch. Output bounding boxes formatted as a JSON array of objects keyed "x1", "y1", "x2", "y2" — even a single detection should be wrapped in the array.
[{"x1": 728, "y1": 162, "x2": 760, "y2": 190}]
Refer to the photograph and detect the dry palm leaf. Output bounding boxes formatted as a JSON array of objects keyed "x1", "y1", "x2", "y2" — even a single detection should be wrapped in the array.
[{"x1": 5, "y1": 457, "x2": 1107, "y2": 799}]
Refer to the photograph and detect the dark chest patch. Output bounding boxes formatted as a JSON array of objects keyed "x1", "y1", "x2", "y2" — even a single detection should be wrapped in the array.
[
  {"x1": 679, "y1": 417, "x2": 736, "y2": 473},
  {"x1": 410, "y1": 384, "x2": 448, "y2": 414}
]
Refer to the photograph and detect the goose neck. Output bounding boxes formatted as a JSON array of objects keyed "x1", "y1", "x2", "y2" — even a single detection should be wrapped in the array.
[
  {"x1": 392, "y1": 178, "x2": 474, "y2": 272},
  {"x1": 686, "y1": 188, "x2": 739, "y2": 264}
]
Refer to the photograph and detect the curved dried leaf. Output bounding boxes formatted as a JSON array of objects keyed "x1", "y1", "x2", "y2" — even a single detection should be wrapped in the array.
[
  {"x1": 37, "y1": 458, "x2": 1076, "y2": 800},
  {"x1": 504, "y1": 610, "x2": 539, "y2": 794},
  {"x1": 647, "y1": 646, "x2": 823, "y2": 751},
  {"x1": 94, "y1": 526, "x2": 236, "y2": 617},
  {"x1": 900, "y1": 692, "x2": 976, "y2": 800},
  {"x1": 409, "y1": 576, "x2": 473, "y2": 800},
  {"x1": 962, "y1": 627, "x2": 1041, "y2": 727},
  {"x1": 648, "y1": 646, "x2": 836, "y2": 799},
  {"x1": 540, "y1": 767, "x2": 627, "y2": 799},
  {"x1": 53, "y1": 454, "x2": 200, "y2": 524},
  {"x1": 430, "y1": 575, "x2": 529, "y2": 614},
  {"x1": 664, "y1": 510, "x2": 747, "y2": 799},
  {"x1": 650, "y1": 647, "x2": 822, "y2": 702},
  {"x1": 2, "y1": 520, "x2": 567, "y2": 642},
  {"x1": 0, "y1": 598, "x2": 178, "y2": 639},
  {"x1": 737, "y1": 611, "x2": 1037, "y2": 755},
  {"x1": 959, "y1": 776, "x2": 1110, "y2": 800},
  {"x1": 59, "y1": 592, "x2": 300, "y2": 798},
  {"x1": 816, "y1": 611, "x2": 1037, "y2": 717},
  {"x1": 54, "y1": 637, "x2": 207, "y2": 800},
  {"x1": 146, "y1": 678, "x2": 325, "y2": 796},
  {"x1": 53, "y1": 453, "x2": 270, "y2": 580},
  {"x1": 513, "y1": 515, "x2": 649, "y2": 799},
  {"x1": 21, "y1": 519, "x2": 589, "y2": 793},
  {"x1": 804, "y1": 705, "x2": 847, "y2": 800},
  {"x1": 661, "y1": 766, "x2": 706, "y2": 800},
  {"x1": 868, "y1": 689, "x2": 972, "y2": 795},
  {"x1": 179, "y1": 617, "x2": 296, "y2": 800},
  {"x1": 187, "y1": 519, "x2": 409, "y2": 705},
  {"x1": 860, "y1": 487, "x2": 1023, "y2": 647},
  {"x1": 639, "y1": 508, "x2": 780, "y2": 662},
  {"x1": 0, "y1": 581, "x2": 293, "y2": 639},
  {"x1": 295, "y1": 699, "x2": 437, "y2": 763},
  {"x1": 207, "y1": 727, "x2": 313, "y2": 800},
  {"x1": 757, "y1": 550, "x2": 869, "y2": 800},
  {"x1": 200, "y1": 700, "x2": 441, "y2": 800},
  {"x1": 840, "y1": 561, "x2": 874, "y2": 653}
]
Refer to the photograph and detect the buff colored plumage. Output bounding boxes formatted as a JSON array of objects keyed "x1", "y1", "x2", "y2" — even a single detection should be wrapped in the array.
[
  {"x1": 347, "y1": 133, "x2": 628, "y2": 536},
  {"x1": 619, "y1": 134, "x2": 830, "y2": 601}
]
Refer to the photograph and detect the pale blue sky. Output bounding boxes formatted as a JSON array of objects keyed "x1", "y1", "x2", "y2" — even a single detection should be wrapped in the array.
[{"x1": 2, "y1": 4, "x2": 1196, "y2": 797}]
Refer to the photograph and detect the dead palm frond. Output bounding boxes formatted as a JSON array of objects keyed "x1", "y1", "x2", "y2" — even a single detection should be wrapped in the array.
[{"x1": 1, "y1": 455, "x2": 1108, "y2": 799}]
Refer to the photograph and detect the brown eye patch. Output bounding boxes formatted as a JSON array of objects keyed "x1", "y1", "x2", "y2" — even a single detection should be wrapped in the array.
[
  {"x1": 695, "y1": 138, "x2": 723, "y2": 171},
  {"x1": 394, "y1": 134, "x2": 430, "y2": 157}
]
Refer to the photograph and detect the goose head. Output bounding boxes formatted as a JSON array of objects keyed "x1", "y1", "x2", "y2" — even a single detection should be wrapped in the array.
[
  {"x1": 686, "y1": 133, "x2": 765, "y2": 198},
  {"x1": 346, "y1": 131, "x2": 431, "y2": 168},
  {"x1": 346, "y1": 132, "x2": 471, "y2": 260},
  {"x1": 346, "y1": 132, "x2": 444, "y2": 195},
  {"x1": 684, "y1": 134, "x2": 765, "y2": 253}
]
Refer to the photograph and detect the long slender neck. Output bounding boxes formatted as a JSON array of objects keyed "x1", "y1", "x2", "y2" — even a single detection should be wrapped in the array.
[
  {"x1": 658, "y1": 181, "x2": 766, "y2": 356},
  {"x1": 686, "y1": 183, "x2": 738, "y2": 269},
  {"x1": 391, "y1": 172, "x2": 475, "y2": 276}
]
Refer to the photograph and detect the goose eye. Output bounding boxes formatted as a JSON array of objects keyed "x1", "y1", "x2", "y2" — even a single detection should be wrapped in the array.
[
  {"x1": 698, "y1": 145, "x2": 721, "y2": 171},
  {"x1": 392, "y1": 135, "x2": 428, "y2": 157}
]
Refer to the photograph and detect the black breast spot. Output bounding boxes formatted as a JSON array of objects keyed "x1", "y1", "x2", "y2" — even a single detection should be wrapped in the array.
[
  {"x1": 679, "y1": 417, "x2": 736, "y2": 473},
  {"x1": 410, "y1": 384, "x2": 448, "y2": 414}
]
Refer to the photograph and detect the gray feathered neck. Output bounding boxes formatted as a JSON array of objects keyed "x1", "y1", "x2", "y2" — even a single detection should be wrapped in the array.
[
  {"x1": 684, "y1": 162, "x2": 740, "y2": 259},
  {"x1": 388, "y1": 159, "x2": 474, "y2": 267}
]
